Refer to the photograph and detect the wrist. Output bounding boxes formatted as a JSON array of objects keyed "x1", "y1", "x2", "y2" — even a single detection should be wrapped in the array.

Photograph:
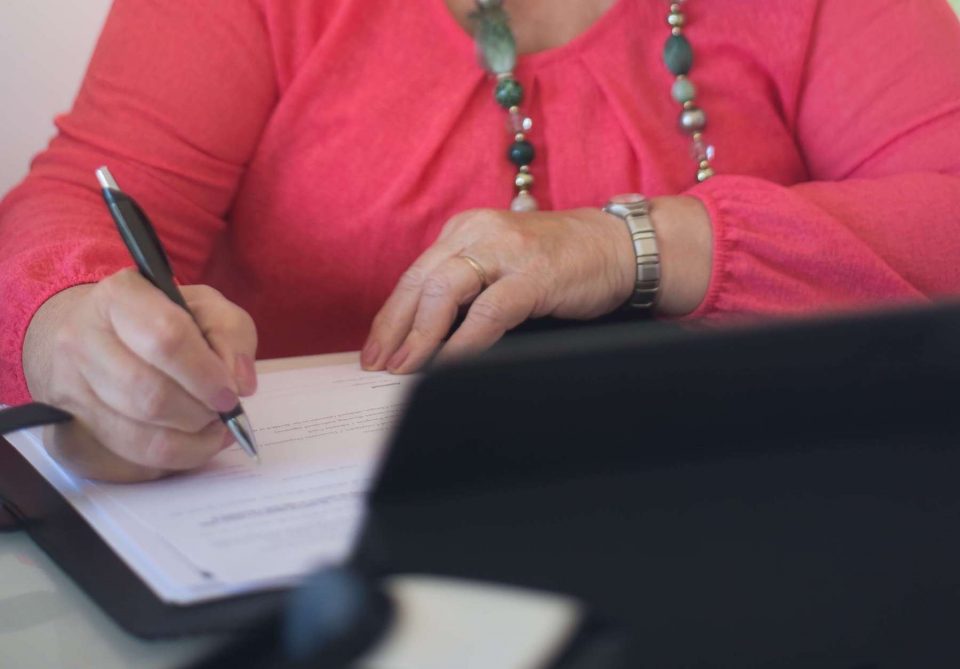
[
  {"x1": 572, "y1": 207, "x2": 637, "y2": 312},
  {"x1": 23, "y1": 285, "x2": 94, "y2": 400}
]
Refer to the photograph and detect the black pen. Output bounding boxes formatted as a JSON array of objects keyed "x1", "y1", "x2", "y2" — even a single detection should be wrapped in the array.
[{"x1": 96, "y1": 166, "x2": 260, "y2": 462}]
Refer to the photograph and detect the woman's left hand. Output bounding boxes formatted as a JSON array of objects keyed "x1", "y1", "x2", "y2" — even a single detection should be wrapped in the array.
[{"x1": 361, "y1": 206, "x2": 637, "y2": 373}]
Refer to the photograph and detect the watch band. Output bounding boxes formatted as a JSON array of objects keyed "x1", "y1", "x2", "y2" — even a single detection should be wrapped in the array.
[{"x1": 602, "y1": 194, "x2": 660, "y2": 312}]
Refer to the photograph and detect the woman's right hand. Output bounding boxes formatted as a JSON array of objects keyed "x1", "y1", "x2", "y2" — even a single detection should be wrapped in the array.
[{"x1": 22, "y1": 268, "x2": 258, "y2": 482}]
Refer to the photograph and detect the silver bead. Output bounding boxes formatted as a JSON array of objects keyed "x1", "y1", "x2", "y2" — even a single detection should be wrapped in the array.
[
  {"x1": 679, "y1": 107, "x2": 707, "y2": 134},
  {"x1": 667, "y1": 12, "x2": 686, "y2": 27},
  {"x1": 697, "y1": 167, "x2": 715, "y2": 182},
  {"x1": 511, "y1": 190, "x2": 538, "y2": 212}
]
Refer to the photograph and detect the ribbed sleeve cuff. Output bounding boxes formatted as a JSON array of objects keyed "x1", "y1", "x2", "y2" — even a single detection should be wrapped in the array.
[
  {"x1": 683, "y1": 178, "x2": 734, "y2": 320},
  {"x1": 0, "y1": 248, "x2": 127, "y2": 405}
]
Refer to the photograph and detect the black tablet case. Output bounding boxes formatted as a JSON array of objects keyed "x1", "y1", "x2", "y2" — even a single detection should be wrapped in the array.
[{"x1": 358, "y1": 302, "x2": 960, "y2": 668}]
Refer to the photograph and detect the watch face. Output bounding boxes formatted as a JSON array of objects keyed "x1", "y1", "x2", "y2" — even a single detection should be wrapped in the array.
[
  {"x1": 605, "y1": 193, "x2": 649, "y2": 219},
  {"x1": 608, "y1": 193, "x2": 645, "y2": 205}
]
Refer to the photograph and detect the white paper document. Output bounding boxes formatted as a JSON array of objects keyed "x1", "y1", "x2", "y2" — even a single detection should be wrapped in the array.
[{"x1": 4, "y1": 357, "x2": 417, "y2": 604}]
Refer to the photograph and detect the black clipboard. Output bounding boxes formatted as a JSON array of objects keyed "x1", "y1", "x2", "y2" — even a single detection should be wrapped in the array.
[{"x1": 0, "y1": 437, "x2": 288, "y2": 638}]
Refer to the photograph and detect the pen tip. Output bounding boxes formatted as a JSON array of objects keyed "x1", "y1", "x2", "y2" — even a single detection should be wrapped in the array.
[{"x1": 227, "y1": 412, "x2": 260, "y2": 462}]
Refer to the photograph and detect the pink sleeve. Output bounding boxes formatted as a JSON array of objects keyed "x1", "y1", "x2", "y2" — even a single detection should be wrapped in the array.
[
  {"x1": 0, "y1": 0, "x2": 277, "y2": 404},
  {"x1": 687, "y1": 0, "x2": 960, "y2": 319}
]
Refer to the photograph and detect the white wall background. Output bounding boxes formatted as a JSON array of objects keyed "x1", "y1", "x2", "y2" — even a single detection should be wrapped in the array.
[{"x1": 0, "y1": 0, "x2": 113, "y2": 197}]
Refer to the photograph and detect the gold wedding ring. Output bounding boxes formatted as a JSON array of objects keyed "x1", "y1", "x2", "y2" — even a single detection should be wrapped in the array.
[{"x1": 458, "y1": 254, "x2": 489, "y2": 288}]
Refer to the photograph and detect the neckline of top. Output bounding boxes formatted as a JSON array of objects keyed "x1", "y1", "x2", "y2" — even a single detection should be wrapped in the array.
[{"x1": 430, "y1": 0, "x2": 631, "y2": 71}]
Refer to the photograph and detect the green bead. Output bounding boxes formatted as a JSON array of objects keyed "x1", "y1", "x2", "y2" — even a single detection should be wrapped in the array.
[
  {"x1": 508, "y1": 140, "x2": 535, "y2": 166},
  {"x1": 494, "y1": 78, "x2": 524, "y2": 108},
  {"x1": 671, "y1": 77, "x2": 696, "y2": 104},
  {"x1": 663, "y1": 34, "x2": 693, "y2": 75},
  {"x1": 474, "y1": 7, "x2": 517, "y2": 74}
]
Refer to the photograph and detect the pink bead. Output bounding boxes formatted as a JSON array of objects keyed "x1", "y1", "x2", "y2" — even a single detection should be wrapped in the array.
[
  {"x1": 508, "y1": 109, "x2": 533, "y2": 134},
  {"x1": 690, "y1": 138, "x2": 715, "y2": 162},
  {"x1": 510, "y1": 191, "x2": 538, "y2": 212}
]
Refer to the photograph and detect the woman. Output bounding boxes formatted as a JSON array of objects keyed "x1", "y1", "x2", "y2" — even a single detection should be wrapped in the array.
[{"x1": 1, "y1": 0, "x2": 959, "y2": 481}]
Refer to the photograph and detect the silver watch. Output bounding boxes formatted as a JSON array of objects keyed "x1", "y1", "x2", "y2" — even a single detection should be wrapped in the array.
[{"x1": 603, "y1": 193, "x2": 660, "y2": 311}]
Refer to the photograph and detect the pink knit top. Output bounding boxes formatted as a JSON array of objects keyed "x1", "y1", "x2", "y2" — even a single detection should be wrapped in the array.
[{"x1": 2, "y1": 0, "x2": 960, "y2": 404}]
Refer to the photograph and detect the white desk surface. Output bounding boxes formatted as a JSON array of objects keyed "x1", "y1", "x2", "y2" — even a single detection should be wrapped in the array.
[{"x1": 0, "y1": 353, "x2": 358, "y2": 669}]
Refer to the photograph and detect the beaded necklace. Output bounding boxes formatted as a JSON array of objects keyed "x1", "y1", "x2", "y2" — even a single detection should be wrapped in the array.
[{"x1": 471, "y1": 0, "x2": 714, "y2": 212}]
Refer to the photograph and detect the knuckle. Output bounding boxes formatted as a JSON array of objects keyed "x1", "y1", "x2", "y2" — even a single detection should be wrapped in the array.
[
  {"x1": 185, "y1": 284, "x2": 223, "y2": 302},
  {"x1": 466, "y1": 208, "x2": 498, "y2": 225},
  {"x1": 369, "y1": 310, "x2": 389, "y2": 331},
  {"x1": 442, "y1": 210, "x2": 473, "y2": 233},
  {"x1": 409, "y1": 321, "x2": 441, "y2": 343},
  {"x1": 146, "y1": 313, "x2": 189, "y2": 358},
  {"x1": 227, "y1": 304, "x2": 257, "y2": 338},
  {"x1": 52, "y1": 320, "x2": 82, "y2": 355},
  {"x1": 143, "y1": 429, "x2": 184, "y2": 469},
  {"x1": 398, "y1": 265, "x2": 429, "y2": 292},
  {"x1": 101, "y1": 268, "x2": 138, "y2": 297},
  {"x1": 105, "y1": 267, "x2": 134, "y2": 287},
  {"x1": 370, "y1": 311, "x2": 403, "y2": 338},
  {"x1": 504, "y1": 223, "x2": 533, "y2": 251},
  {"x1": 446, "y1": 208, "x2": 495, "y2": 235},
  {"x1": 421, "y1": 274, "x2": 454, "y2": 300},
  {"x1": 130, "y1": 373, "x2": 171, "y2": 423},
  {"x1": 468, "y1": 298, "x2": 507, "y2": 326}
]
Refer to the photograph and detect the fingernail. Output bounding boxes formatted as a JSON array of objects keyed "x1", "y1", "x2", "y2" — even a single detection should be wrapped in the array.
[
  {"x1": 235, "y1": 353, "x2": 258, "y2": 396},
  {"x1": 386, "y1": 345, "x2": 410, "y2": 372},
  {"x1": 211, "y1": 387, "x2": 239, "y2": 413},
  {"x1": 361, "y1": 341, "x2": 381, "y2": 369}
]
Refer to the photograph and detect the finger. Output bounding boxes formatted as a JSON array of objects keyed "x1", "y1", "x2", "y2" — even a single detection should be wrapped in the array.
[
  {"x1": 438, "y1": 275, "x2": 540, "y2": 362},
  {"x1": 77, "y1": 325, "x2": 218, "y2": 433},
  {"x1": 54, "y1": 386, "x2": 231, "y2": 475},
  {"x1": 386, "y1": 256, "x2": 487, "y2": 373},
  {"x1": 98, "y1": 270, "x2": 240, "y2": 414},
  {"x1": 184, "y1": 286, "x2": 259, "y2": 396},
  {"x1": 362, "y1": 242, "x2": 461, "y2": 370}
]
